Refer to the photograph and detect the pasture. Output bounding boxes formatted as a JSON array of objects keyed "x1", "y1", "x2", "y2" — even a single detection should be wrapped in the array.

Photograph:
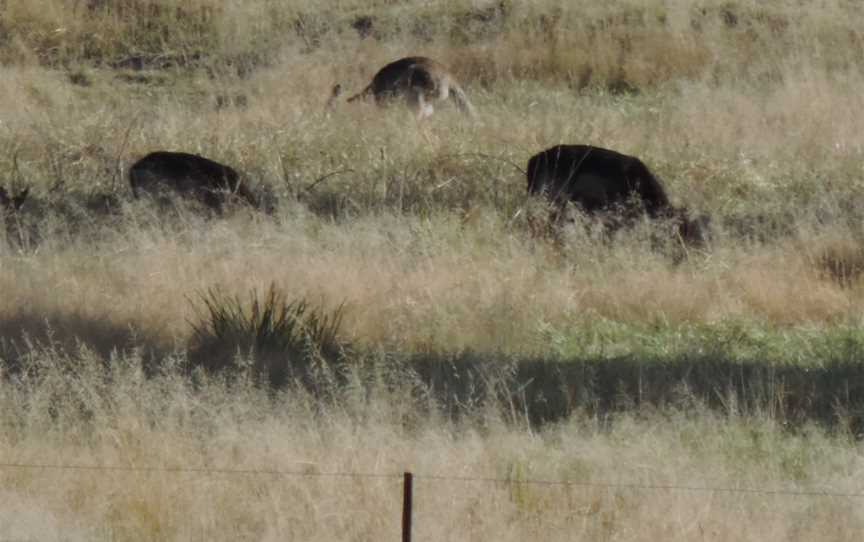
[{"x1": 2, "y1": 0, "x2": 864, "y2": 539}]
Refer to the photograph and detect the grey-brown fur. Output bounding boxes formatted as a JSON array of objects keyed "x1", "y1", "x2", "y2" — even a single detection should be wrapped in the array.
[{"x1": 337, "y1": 56, "x2": 475, "y2": 119}]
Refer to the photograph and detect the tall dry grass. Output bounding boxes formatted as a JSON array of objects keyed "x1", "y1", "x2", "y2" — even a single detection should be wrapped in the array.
[
  {"x1": 1, "y1": 208, "x2": 862, "y2": 356},
  {"x1": 2, "y1": 1, "x2": 864, "y2": 537},
  {"x1": 1, "y1": 349, "x2": 863, "y2": 541},
  {"x1": 3, "y1": 59, "x2": 864, "y2": 354}
]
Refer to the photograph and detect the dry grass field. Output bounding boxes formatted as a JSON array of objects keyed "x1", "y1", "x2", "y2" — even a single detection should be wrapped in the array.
[{"x1": 2, "y1": 0, "x2": 864, "y2": 539}]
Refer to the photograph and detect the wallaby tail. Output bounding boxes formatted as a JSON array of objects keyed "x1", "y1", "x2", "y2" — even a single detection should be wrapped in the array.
[
  {"x1": 449, "y1": 83, "x2": 476, "y2": 117},
  {"x1": 347, "y1": 84, "x2": 373, "y2": 103}
]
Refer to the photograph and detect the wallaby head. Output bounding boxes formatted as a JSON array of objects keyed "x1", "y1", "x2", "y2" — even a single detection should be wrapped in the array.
[
  {"x1": 341, "y1": 56, "x2": 475, "y2": 119},
  {"x1": 0, "y1": 186, "x2": 29, "y2": 213},
  {"x1": 325, "y1": 84, "x2": 343, "y2": 111}
]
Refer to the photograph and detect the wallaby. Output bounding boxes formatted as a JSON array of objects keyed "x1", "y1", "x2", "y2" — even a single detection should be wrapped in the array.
[{"x1": 333, "y1": 56, "x2": 475, "y2": 119}]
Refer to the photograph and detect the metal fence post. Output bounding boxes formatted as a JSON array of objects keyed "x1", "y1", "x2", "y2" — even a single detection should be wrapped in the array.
[{"x1": 402, "y1": 471, "x2": 413, "y2": 542}]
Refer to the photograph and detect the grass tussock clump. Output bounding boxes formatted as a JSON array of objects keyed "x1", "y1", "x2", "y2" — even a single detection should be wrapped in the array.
[{"x1": 188, "y1": 284, "x2": 346, "y2": 388}]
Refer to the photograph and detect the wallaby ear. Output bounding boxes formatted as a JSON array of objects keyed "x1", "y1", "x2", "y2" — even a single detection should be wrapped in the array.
[{"x1": 325, "y1": 84, "x2": 343, "y2": 110}]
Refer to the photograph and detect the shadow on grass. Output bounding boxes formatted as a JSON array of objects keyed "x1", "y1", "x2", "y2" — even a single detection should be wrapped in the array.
[
  {"x1": 405, "y1": 349, "x2": 864, "y2": 434},
  {"x1": 0, "y1": 310, "x2": 170, "y2": 374},
  {"x1": 3, "y1": 305, "x2": 864, "y2": 434}
]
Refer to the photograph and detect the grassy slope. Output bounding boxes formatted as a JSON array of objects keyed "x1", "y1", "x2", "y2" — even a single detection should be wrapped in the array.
[
  {"x1": 2, "y1": 1, "x2": 864, "y2": 538},
  {"x1": 2, "y1": 0, "x2": 863, "y2": 400},
  {"x1": 1, "y1": 350, "x2": 863, "y2": 541}
]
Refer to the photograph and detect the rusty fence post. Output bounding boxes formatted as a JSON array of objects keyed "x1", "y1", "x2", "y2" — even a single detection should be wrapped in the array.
[{"x1": 402, "y1": 471, "x2": 413, "y2": 542}]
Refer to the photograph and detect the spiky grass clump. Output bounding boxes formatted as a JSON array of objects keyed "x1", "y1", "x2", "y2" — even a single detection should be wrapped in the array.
[{"x1": 188, "y1": 284, "x2": 346, "y2": 388}]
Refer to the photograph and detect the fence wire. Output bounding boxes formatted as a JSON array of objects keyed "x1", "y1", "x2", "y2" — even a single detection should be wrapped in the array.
[
  {"x1": 0, "y1": 461, "x2": 862, "y2": 499},
  {"x1": 0, "y1": 461, "x2": 399, "y2": 480}
]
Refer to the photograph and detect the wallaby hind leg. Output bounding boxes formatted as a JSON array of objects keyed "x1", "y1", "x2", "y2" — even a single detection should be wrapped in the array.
[
  {"x1": 410, "y1": 89, "x2": 435, "y2": 120},
  {"x1": 347, "y1": 85, "x2": 373, "y2": 103},
  {"x1": 449, "y1": 82, "x2": 476, "y2": 117}
]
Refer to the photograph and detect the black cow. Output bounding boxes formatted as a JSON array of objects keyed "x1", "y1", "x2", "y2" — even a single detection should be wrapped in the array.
[
  {"x1": 129, "y1": 151, "x2": 259, "y2": 212},
  {"x1": 526, "y1": 145, "x2": 708, "y2": 246}
]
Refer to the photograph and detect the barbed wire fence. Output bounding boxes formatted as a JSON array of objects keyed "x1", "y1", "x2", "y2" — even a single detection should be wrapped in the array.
[{"x1": 1, "y1": 461, "x2": 862, "y2": 541}]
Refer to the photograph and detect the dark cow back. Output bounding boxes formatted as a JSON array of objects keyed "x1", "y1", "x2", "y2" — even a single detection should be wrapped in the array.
[
  {"x1": 526, "y1": 145, "x2": 709, "y2": 247},
  {"x1": 129, "y1": 151, "x2": 258, "y2": 212},
  {"x1": 526, "y1": 145, "x2": 672, "y2": 219}
]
